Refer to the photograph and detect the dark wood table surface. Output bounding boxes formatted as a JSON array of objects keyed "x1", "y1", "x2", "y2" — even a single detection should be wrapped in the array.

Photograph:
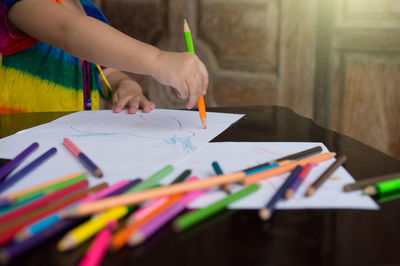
[{"x1": 1, "y1": 106, "x2": 400, "y2": 266}]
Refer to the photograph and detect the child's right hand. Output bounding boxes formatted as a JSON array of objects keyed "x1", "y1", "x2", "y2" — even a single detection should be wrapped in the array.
[{"x1": 149, "y1": 51, "x2": 209, "y2": 109}]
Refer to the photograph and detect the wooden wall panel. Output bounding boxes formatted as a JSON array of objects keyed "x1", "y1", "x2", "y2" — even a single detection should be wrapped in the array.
[
  {"x1": 278, "y1": 0, "x2": 317, "y2": 118},
  {"x1": 333, "y1": 54, "x2": 400, "y2": 158}
]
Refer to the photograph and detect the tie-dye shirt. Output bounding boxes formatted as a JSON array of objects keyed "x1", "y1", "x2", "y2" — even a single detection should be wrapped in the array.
[{"x1": 0, "y1": 0, "x2": 108, "y2": 113}]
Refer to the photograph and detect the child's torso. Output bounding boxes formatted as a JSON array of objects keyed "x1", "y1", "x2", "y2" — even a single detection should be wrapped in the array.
[{"x1": 0, "y1": 0, "x2": 104, "y2": 114}]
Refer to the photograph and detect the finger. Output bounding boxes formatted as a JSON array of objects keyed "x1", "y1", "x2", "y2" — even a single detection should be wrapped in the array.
[
  {"x1": 127, "y1": 96, "x2": 140, "y2": 114},
  {"x1": 197, "y1": 60, "x2": 209, "y2": 95},
  {"x1": 176, "y1": 79, "x2": 189, "y2": 99},
  {"x1": 185, "y1": 78, "x2": 200, "y2": 110},
  {"x1": 112, "y1": 93, "x2": 122, "y2": 113},
  {"x1": 113, "y1": 94, "x2": 132, "y2": 113},
  {"x1": 139, "y1": 97, "x2": 153, "y2": 113}
]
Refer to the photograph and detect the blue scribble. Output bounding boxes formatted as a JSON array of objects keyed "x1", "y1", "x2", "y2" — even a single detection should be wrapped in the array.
[{"x1": 163, "y1": 135, "x2": 196, "y2": 153}]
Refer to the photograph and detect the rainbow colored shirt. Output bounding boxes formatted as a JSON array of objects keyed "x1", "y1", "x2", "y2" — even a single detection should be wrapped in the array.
[{"x1": 0, "y1": 0, "x2": 108, "y2": 113}]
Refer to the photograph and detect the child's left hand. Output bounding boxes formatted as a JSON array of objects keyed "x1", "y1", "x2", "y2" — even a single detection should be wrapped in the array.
[
  {"x1": 112, "y1": 78, "x2": 155, "y2": 114},
  {"x1": 100, "y1": 68, "x2": 155, "y2": 114}
]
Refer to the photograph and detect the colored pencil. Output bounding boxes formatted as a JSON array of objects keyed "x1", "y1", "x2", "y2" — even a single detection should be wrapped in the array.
[
  {"x1": 58, "y1": 205, "x2": 131, "y2": 251},
  {"x1": 343, "y1": 172, "x2": 400, "y2": 192},
  {"x1": 126, "y1": 165, "x2": 174, "y2": 193},
  {"x1": 57, "y1": 178, "x2": 149, "y2": 251},
  {"x1": 0, "y1": 172, "x2": 86, "y2": 201},
  {"x1": 0, "y1": 180, "x2": 93, "y2": 246},
  {"x1": 184, "y1": 19, "x2": 207, "y2": 129},
  {"x1": 243, "y1": 146, "x2": 322, "y2": 173},
  {"x1": 16, "y1": 173, "x2": 87, "y2": 203},
  {"x1": 129, "y1": 189, "x2": 206, "y2": 246},
  {"x1": 0, "y1": 217, "x2": 88, "y2": 263},
  {"x1": 285, "y1": 163, "x2": 313, "y2": 199},
  {"x1": 126, "y1": 169, "x2": 192, "y2": 225},
  {"x1": 0, "y1": 193, "x2": 45, "y2": 216},
  {"x1": 78, "y1": 220, "x2": 117, "y2": 266},
  {"x1": 170, "y1": 169, "x2": 192, "y2": 184},
  {"x1": 305, "y1": 154, "x2": 347, "y2": 196},
  {"x1": 0, "y1": 178, "x2": 87, "y2": 227},
  {"x1": 0, "y1": 147, "x2": 57, "y2": 194},
  {"x1": 111, "y1": 194, "x2": 183, "y2": 250},
  {"x1": 15, "y1": 179, "x2": 138, "y2": 242},
  {"x1": 62, "y1": 153, "x2": 334, "y2": 217},
  {"x1": 63, "y1": 138, "x2": 103, "y2": 178},
  {"x1": 174, "y1": 183, "x2": 260, "y2": 231},
  {"x1": 259, "y1": 165, "x2": 303, "y2": 221},
  {"x1": 363, "y1": 178, "x2": 400, "y2": 196},
  {"x1": 212, "y1": 161, "x2": 231, "y2": 193},
  {"x1": 243, "y1": 152, "x2": 335, "y2": 185},
  {"x1": 0, "y1": 142, "x2": 39, "y2": 183}
]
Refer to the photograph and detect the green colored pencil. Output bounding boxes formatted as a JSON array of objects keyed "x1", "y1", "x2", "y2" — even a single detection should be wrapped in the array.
[
  {"x1": 364, "y1": 178, "x2": 400, "y2": 196},
  {"x1": 16, "y1": 174, "x2": 87, "y2": 202},
  {"x1": 173, "y1": 184, "x2": 260, "y2": 231},
  {"x1": 126, "y1": 165, "x2": 174, "y2": 193}
]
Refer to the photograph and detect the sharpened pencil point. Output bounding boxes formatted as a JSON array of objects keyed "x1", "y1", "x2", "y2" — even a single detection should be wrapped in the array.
[
  {"x1": 94, "y1": 169, "x2": 103, "y2": 178},
  {"x1": 363, "y1": 185, "x2": 376, "y2": 196},
  {"x1": 128, "y1": 232, "x2": 143, "y2": 247},
  {"x1": 305, "y1": 187, "x2": 315, "y2": 197},
  {"x1": 259, "y1": 208, "x2": 271, "y2": 221},
  {"x1": 172, "y1": 220, "x2": 182, "y2": 232}
]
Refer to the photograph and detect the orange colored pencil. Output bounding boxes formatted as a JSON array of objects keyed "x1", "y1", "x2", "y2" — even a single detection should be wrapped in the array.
[
  {"x1": 111, "y1": 194, "x2": 183, "y2": 250},
  {"x1": 242, "y1": 152, "x2": 336, "y2": 185},
  {"x1": 63, "y1": 172, "x2": 246, "y2": 217},
  {"x1": 1, "y1": 172, "x2": 86, "y2": 201}
]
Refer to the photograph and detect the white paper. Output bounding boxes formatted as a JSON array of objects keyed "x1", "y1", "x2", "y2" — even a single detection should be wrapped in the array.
[
  {"x1": 0, "y1": 109, "x2": 243, "y2": 194},
  {"x1": 164, "y1": 142, "x2": 379, "y2": 210}
]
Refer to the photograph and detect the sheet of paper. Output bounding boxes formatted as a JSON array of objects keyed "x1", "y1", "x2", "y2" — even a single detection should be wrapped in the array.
[
  {"x1": 0, "y1": 109, "x2": 243, "y2": 194},
  {"x1": 165, "y1": 142, "x2": 379, "y2": 210}
]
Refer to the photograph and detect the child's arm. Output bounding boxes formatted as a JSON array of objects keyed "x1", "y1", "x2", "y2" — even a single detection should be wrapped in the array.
[
  {"x1": 100, "y1": 68, "x2": 155, "y2": 114},
  {"x1": 8, "y1": 0, "x2": 208, "y2": 109}
]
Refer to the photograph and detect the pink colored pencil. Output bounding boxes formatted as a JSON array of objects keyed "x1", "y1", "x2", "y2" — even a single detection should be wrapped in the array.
[
  {"x1": 126, "y1": 196, "x2": 170, "y2": 225},
  {"x1": 128, "y1": 178, "x2": 205, "y2": 246},
  {"x1": 80, "y1": 180, "x2": 130, "y2": 204},
  {"x1": 78, "y1": 220, "x2": 117, "y2": 266}
]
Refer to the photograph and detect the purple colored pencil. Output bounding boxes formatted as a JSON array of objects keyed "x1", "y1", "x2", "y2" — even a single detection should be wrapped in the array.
[
  {"x1": 0, "y1": 179, "x2": 143, "y2": 263},
  {"x1": 0, "y1": 143, "x2": 39, "y2": 183},
  {"x1": 285, "y1": 163, "x2": 313, "y2": 199},
  {"x1": 0, "y1": 148, "x2": 57, "y2": 194},
  {"x1": 128, "y1": 189, "x2": 206, "y2": 246}
]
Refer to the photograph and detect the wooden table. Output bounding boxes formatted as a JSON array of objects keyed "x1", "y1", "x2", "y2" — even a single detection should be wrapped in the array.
[{"x1": 1, "y1": 106, "x2": 400, "y2": 266}]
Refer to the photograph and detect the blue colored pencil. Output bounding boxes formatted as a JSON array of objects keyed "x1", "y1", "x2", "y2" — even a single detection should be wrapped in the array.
[
  {"x1": 0, "y1": 143, "x2": 39, "y2": 183},
  {"x1": 15, "y1": 178, "x2": 142, "y2": 241},
  {"x1": 63, "y1": 138, "x2": 103, "y2": 178},
  {"x1": 212, "y1": 161, "x2": 231, "y2": 193},
  {"x1": 0, "y1": 148, "x2": 57, "y2": 194},
  {"x1": 258, "y1": 165, "x2": 303, "y2": 221}
]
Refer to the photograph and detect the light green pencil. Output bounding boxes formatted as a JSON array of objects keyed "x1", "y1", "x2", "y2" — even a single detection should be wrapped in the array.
[
  {"x1": 126, "y1": 164, "x2": 174, "y2": 193},
  {"x1": 173, "y1": 183, "x2": 260, "y2": 231},
  {"x1": 184, "y1": 19, "x2": 207, "y2": 129}
]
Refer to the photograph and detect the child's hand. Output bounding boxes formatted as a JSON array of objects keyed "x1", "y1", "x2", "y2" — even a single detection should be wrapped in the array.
[
  {"x1": 150, "y1": 51, "x2": 209, "y2": 109},
  {"x1": 112, "y1": 78, "x2": 155, "y2": 114}
]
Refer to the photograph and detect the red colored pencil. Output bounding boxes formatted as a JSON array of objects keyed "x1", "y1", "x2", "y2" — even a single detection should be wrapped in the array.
[
  {"x1": 0, "y1": 179, "x2": 88, "y2": 226},
  {"x1": 0, "y1": 181, "x2": 105, "y2": 246}
]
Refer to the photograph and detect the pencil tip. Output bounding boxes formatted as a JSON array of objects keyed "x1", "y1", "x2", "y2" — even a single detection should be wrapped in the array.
[
  {"x1": 202, "y1": 119, "x2": 207, "y2": 129},
  {"x1": 363, "y1": 185, "x2": 376, "y2": 196},
  {"x1": 306, "y1": 187, "x2": 315, "y2": 197},
  {"x1": 94, "y1": 169, "x2": 103, "y2": 178},
  {"x1": 259, "y1": 208, "x2": 271, "y2": 221},
  {"x1": 184, "y1": 18, "x2": 187, "y2": 24}
]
